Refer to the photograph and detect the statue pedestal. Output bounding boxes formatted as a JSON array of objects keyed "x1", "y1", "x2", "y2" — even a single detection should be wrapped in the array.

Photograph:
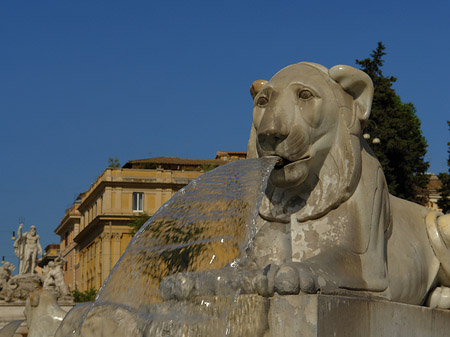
[
  {"x1": 56, "y1": 294, "x2": 450, "y2": 337},
  {"x1": 269, "y1": 294, "x2": 450, "y2": 337}
]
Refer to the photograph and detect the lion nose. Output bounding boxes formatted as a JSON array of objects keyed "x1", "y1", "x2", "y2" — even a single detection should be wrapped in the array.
[
  {"x1": 256, "y1": 104, "x2": 290, "y2": 151},
  {"x1": 257, "y1": 126, "x2": 289, "y2": 151},
  {"x1": 258, "y1": 131, "x2": 287, "y2": 151}
]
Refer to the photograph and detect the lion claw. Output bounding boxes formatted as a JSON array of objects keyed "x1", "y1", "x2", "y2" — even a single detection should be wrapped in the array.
[
  {"x1": 256, "y1": 263, "x2": 318, "y2": 297},
  {"x1": 274, "y1": 265, "x2": 300, "y2": 295}
]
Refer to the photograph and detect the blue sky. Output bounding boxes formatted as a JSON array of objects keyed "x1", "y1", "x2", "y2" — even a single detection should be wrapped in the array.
[{"x1": 1, "y1": 1, "x2": 449, "y2": 268}]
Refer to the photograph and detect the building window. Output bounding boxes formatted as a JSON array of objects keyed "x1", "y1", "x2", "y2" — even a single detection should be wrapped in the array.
[{"x1": 133, "y1": 192, "x2": 143, "y2": 212}]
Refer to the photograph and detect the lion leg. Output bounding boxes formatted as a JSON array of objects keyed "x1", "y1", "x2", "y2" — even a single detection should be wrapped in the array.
[
  {"x1": 159, "y1": 268, "x2": 259, "y2": 301},
  {"x1": 255, "y1": 246, "x2": 393, "y2": 298}
]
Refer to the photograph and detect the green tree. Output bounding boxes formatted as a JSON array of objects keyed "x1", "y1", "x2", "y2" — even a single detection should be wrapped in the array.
[
  {"x1": 108, "y1": 157, "x2": 121, "y2": 168},
  {"x1": 437, "y1": 121, "x2": 450, "y2": 213},
  {"x1": 71, "y1": 288, "x2": 97, "y2": 302},
  {"x1": 129, "y1": 213, "x2": 151, "y2": 235},
  {"x1": 356, "y1": 42, "x2": 429, "y2": 203}
]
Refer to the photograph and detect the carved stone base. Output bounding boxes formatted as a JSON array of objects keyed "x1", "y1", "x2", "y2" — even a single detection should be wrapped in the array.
[
  {"x1": 147, "y1": 294, "x2": 450, "y2": 337},
  {"x1": 56, "y1": 294, "x2": 450, "y2": 337},
  {"x1": 269, "y1": 294, "x2": 450, "y2": 337}
]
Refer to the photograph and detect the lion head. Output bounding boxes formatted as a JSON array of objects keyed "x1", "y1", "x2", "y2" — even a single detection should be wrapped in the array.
[{"x1": 248, "y1": 62, "x2": 374, "y2": 223}]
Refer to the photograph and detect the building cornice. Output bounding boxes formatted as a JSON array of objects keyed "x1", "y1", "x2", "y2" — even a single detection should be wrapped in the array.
[
  {"x1": 74, "y1": 214, "x2": 134, "y2": 246},
  {"x1": 55, "y1": 213, "x2": 81, "y2": 236},
  {"x1": 78, "y1": 169, "x2": 197, "y2": 212}
]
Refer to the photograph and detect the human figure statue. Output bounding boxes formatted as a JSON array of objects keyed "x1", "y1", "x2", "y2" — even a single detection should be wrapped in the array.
[
  {"x1": 14, "y1": 223, "x2": 42, "y2": 274},
  {"x1": 43, "y1": 260, "x2": 69, "y2": 297}
]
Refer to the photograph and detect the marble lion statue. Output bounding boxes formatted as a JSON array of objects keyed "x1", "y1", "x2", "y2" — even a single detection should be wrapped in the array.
[
  {"x1": 246, "y1": 62, "x2": 450, "y2": 307},
  {"x1": 159, "y1": 62, "x2": 450, "y2": 308}
]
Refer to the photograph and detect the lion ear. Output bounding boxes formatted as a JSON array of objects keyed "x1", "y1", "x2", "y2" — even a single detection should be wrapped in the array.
[
  {"x1": 329, "y1": 65, "x2": 374, "y2": 124},
  {"x1": 250, "y1": 79, "x2": 268, "y2": 99}
]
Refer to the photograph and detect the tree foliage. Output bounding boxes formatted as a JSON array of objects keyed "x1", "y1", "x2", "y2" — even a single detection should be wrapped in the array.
[
  {"x1": 129, "y1": 213, "x2": 151, "y2": 235},
  {"x1": 437, "y1": 121, "x2": 450, "y2": 213},
  {"x1": 71, "y1": 288, "x2": 97, "y2": 302},
  {"x1": 356, "y1": 42, "x2": 429, "y2": 203},
  {"x1": 108, "y1": 157, "x2": 121, "y2": 168}
]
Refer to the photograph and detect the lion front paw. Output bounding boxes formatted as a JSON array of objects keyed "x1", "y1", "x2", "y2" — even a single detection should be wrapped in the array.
[
  {"x1": 255, "y1": 263, "x2": 318, "y2": 297},
  {"x1": 159, "y1": 268, "x2": 243, "y2": 301},
  {"x1": 159, "y1": 273, "x2": 196, "y2": 301}
]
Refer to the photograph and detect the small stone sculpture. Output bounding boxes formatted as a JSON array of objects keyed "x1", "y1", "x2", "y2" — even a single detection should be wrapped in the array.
[
  {"x1": 0, "y1": 261, "x2": 17, "y2": 302},
  {"x1": 0, "y1": 262, "x2": 15, "y2": 288},
  {"x1": 43, "y1": 261, "x2": 69, "y2": 298},
  {"x1": 14, "y1": 223, "x2": 42, "y2": 274}
]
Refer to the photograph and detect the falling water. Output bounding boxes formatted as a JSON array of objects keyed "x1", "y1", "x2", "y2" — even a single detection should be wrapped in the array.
[{"x1": 56, "y1": 157, "x2": 277, "y2": 337}]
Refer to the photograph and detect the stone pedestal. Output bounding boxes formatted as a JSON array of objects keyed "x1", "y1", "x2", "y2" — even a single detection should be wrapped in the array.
[
  {"x1": 269, "y1": 294, "x2": 450, "y2": 337},
  {"x1": 55, "y1": 294, "x2": 450, "y2": 337}
]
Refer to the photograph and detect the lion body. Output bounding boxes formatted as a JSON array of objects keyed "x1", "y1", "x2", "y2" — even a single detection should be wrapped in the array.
[
  {"x1": 158, "y1": 61, "x2": 450, "y2": 307},
  {"x1": 248, "y1": 62, "x2": 448, "y2": 305}
]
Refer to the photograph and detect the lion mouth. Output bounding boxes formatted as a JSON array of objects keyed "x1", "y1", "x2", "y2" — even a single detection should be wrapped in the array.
[
  {"x1": 275, "y1": 157, "x2": 291, "y2": 168},
  {"x1": 274, "y1": 153, "x2": 310, "y2": 169}
]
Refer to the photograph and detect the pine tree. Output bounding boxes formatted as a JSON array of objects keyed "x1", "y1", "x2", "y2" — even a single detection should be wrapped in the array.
[
  {"x1": 437, "y1": 121, "x2": 450, "y2": 213},
  {"x1": 356, "y1": 42, "x2": 429, "y2": 203}
]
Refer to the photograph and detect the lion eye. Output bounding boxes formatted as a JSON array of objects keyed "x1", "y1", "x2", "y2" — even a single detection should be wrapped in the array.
[
  {"x1": 257, "y1": 96, "x2": 269, "y2": 107},
  {"x1": 298, "y1": 89, "x2": 313, "y2": 100}
]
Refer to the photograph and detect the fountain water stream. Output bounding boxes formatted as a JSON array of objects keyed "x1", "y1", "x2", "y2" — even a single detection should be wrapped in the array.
[{"x1": 55, "y1": 157, "x2": 277, "y2": 337}]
